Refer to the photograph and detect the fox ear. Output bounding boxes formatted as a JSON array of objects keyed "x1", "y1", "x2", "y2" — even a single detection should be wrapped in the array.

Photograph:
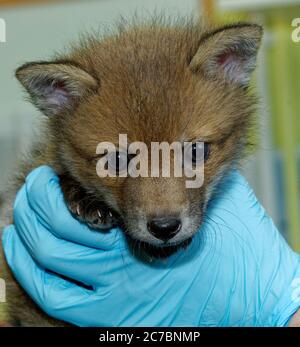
[
  {"x1": 190, "y1": 23, "x2": 263, "y2": 86},
  {"x1": 16, "y1": 62, "x2": 99, "y2": 116}
]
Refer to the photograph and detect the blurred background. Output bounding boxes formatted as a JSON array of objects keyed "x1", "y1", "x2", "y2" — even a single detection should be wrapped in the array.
[{"x1": 0, "y1": 0, "x2": 299, "y2": 252}]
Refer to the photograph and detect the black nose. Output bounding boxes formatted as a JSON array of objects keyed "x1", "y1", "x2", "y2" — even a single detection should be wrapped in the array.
[{"x1": 147, "y1": 217, "x2": 182, "y2": 242}]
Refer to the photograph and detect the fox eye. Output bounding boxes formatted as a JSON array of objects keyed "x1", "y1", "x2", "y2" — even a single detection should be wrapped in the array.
[
  {"x1": 107, "y1": 151, "x2": 136, "y2": 175},
  {"x1": 108, "y1": 151, "x2": 128, "y2": 175},
  {"x1": 191, "y1": 142, "x2": 211, "y2": 164}
]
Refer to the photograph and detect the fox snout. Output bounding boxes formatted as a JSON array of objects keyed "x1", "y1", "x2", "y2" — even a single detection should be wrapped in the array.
[
  {"x1": 147, "y1": 217, "x2": 182, "y2": 242},
  {"x1": 122, "y1": 176, "x2": 203, "y2": 248}
]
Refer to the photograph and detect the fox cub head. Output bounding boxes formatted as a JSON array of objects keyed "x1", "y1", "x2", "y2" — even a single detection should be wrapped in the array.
[{"x1": 16, "y1": 18, "x2": 262, "y2": 257}]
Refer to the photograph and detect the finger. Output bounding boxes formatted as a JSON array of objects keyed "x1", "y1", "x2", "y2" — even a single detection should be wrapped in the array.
[
  {"x1": 2, "y1": 225, "x2": 77, "y2": 307},
  {"x1": 211, "y1": 170, "x2": 260, "y2": 211},
  {"x1": 12, "y1": 188, "x2": 127, "y2": 287},
  {"x1": 204, "y1": 170, "x2": 279, "y2": 252},
  {"x1": 2, "y1": 226, "x2": 100, "y2": 326},
  {"x1": 23, "y1": 165, "x2": 123, "y2": 250}
]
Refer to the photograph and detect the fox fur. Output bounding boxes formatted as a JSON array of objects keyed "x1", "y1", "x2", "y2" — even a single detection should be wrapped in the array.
[{"x1": 0, "y1": 16, "x2": 262, "y2": 326}]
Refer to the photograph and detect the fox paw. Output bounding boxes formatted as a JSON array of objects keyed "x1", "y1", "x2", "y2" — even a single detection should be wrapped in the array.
[{"x1": 69, "y1": 201, "x2": 118, "y2": 230}]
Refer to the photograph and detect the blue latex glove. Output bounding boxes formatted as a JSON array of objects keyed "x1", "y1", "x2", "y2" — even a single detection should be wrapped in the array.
[{"x1": 2, "y1": 166, "x2": 300, "y2": 326}]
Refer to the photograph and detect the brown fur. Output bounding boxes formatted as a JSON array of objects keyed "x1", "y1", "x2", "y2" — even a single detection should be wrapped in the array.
[{"x1": 0, "y1": 16, "x2": 262, "y2": 326}]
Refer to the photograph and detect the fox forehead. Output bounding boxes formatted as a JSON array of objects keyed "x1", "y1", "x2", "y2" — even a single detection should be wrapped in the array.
[
  {"x1": 67, "y1": 27, "x2": 200, "y2": 139},
  {"x1": 64, "y1": 24, "x2": 254, "y2": 145},
  {"x1": 68, "y1": 71, "x2": 244, "y2": 151}
]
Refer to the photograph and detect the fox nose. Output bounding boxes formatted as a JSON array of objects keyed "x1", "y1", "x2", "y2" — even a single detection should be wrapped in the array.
[{"x1": 147, "y1": 217, "x2": 182, "y2": 242}]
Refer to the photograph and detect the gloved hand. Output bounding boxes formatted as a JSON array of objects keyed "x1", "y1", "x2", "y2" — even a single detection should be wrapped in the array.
[{"x1": 2, "y1": 166, "x2": 300, "y2": 326}]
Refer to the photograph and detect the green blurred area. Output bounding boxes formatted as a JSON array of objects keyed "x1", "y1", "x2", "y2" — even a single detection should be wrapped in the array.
[
  {"x1": 267, "y1": 10, "x2": 300, "y2": 250},
  {"x1": 265, "y1": 7, "x2": 300, "y2": 148}
]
